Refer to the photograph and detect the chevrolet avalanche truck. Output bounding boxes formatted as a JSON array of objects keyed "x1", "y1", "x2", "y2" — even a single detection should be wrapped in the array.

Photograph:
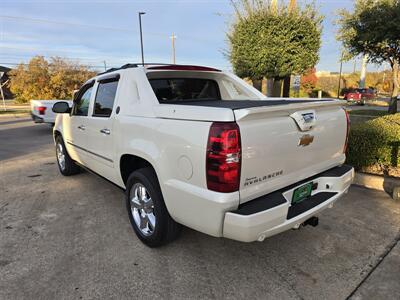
[{"x1": 52, "y1": 64, "x2": 354, "y2": 247}]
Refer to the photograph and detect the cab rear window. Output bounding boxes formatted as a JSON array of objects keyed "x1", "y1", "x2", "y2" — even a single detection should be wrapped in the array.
[{"x1": 149, "y1": 78, "x2": 221, "y2": 102}]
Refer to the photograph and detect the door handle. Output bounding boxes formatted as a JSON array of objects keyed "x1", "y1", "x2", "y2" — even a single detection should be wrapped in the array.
[
  {"x1": 77, "y1": 125, "x2": 85, "y2": 131},
  {"x1": 100, "y1": 128, "x2": 111, "y2": 135}
]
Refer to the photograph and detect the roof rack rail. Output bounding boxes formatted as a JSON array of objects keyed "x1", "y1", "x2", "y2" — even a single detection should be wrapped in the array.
[
  {"x1": 97, "y1": 63, "x2": 172, "y2": 76},
  {"x1": 96, "y1": 63, "x2": 220, "y2": 75},
  {"x1": 96, "y1": 63, "x2": 139, "y2": 75}
]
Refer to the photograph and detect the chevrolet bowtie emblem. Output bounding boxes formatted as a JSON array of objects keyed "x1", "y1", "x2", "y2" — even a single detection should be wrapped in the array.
[{"x1": 298, "y1": 134, "x2": 314, "y2": 147}]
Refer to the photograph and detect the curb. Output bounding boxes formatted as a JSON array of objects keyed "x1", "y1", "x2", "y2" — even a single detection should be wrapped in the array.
[{"x1": 353, "y1": 172, "x2": 400, "y2": 201}]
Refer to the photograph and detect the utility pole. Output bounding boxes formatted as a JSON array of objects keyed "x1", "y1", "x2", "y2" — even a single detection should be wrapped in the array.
[
  {"x1": 271, "y1": 0, "x2": 278, "y2": 13},
  {"x1": 289, "y1": 0, "x2": 296, "y2": 13},
  {"x1": 138, "y1": 12, "x2": 146, "y2": 66},
  {"x1": 359, "y1": 54, "x2": 368, "y2": 89},
  {"x1": 337, "y1": 52, "x2": 344, "y2": 99},
  {"x1": 170, "y1": 33, "x2": 177, "y2": 64},
  {"x1": 103, "y1": 60, "x2": 107, "y2": 71}
]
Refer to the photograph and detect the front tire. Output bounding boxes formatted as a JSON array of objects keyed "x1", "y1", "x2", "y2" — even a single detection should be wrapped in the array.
[
  {"x1": 125, "y1": 167, "x2": 181, "y2": 247},
  {"x1": 55, "y1": 136, "x2": 80, "y2": 176}
]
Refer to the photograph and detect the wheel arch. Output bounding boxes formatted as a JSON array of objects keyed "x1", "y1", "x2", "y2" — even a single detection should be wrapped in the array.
[
  {"x1": 53, "y1": 130, "x2": 62, "y2": 143},
  {"x1": 119, "y1": 154, "x2": 159, "y2": 186}
]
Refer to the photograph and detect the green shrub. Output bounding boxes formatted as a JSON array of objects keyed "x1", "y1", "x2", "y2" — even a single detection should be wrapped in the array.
[{"x1": 346, "y1": 113, "x2": 400, "y2": 174}]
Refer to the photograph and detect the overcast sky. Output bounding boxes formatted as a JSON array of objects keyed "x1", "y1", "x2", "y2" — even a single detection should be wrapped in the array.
[{"x1": 0, "y1": 0, "x2": 387, "y2": 73}]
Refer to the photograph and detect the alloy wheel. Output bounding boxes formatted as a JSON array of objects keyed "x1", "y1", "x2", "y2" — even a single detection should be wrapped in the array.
[
  {"x1": 56, "y1": 142, "x2": 66, "y2": 171},
  {"x1": 129, "y1": 183, "x2": 156, "y2": 236}
]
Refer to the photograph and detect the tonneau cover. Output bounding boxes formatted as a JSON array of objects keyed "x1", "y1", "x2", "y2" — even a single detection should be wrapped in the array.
[{"x1": 160, "y1": 99, "x2": 334, "y2": 110}]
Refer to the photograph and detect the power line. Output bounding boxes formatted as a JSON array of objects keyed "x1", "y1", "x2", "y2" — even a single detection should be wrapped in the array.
[
  {"x1": 0, "y1": 15, "x2": 217, "y2": 43},
  {"x1": 0, "y1": 57, "x2": 129, "y2": 69},
  {"x1": 1, "y1": 0, "x2": 228, "y2": 2},
  {"x1": 4, "y1": 0, "x2": 229, "y2": 1},
  {"x1": 0, "y1": 61, "x2": 232, "y2": 71},
  {"x1": 0, "y1": 61, "x2": 108, "y2": 69},
  {"x1": 0, "y1": 15, "x2": 136, "y2": 33},
  {"x1": 0, "y1": 52, "x2": 115, "y2": 62},
  {"x1": 0, "y1": 45, "x2": 142, "y2": 64},
  {"x1": 0, "y1": 14, "x2": 166, "y2": 39},
  {"x1": 0, "y1": 46, "x2": 135, "y2": 62},
  {"x1": 0, "y1": 13, "x2": 230, "y2": 70}
]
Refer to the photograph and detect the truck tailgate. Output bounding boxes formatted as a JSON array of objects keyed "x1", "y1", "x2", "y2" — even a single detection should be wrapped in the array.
[{"x1": 235, "y1": 101, "x2": 347, "y2": 204}]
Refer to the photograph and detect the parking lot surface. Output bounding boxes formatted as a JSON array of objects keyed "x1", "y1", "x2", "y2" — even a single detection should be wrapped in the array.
[{"x1": 1, "y1": 116, "x2": 399, "y2": 299}]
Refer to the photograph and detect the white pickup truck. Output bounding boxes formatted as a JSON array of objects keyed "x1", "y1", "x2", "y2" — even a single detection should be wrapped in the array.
[
  {"x1": 52, "y1": 64, "x2": 354, "y2": 247},
  {"x1": 31, "y1": 100, "x2": 72, "y2": 125}
]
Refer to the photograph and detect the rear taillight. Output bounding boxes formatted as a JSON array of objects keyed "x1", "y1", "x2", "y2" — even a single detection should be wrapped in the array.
[
  {"x1": 206, "y1": 122, "x2": 241, "y2": 193},
  {"x1": 343, "y1": 109, "x2": 350, "y2": 153},
  {"x1": 38, "y1": 106, "x2": 47, "y2": 115}
]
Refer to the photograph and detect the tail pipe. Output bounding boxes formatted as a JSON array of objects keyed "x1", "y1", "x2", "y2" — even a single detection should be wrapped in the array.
[{"x1": 302, "y1": 216, "x2": 319, "y2": 227}]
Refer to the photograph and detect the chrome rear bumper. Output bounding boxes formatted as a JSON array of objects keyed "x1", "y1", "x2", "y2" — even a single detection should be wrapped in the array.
[{"x1": 223, "y1": 165, "x2": 354, "y2": 242}]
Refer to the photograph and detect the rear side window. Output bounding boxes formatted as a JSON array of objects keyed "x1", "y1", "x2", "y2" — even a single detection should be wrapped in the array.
[
  {"x1": 149, "y1": 78, "x2": 221, "y2": 102},
  {"x1": 93, "y1": 80, "x2": 119, "y2": 117},
  {"x1": 221, "y1": 79, "x2": 257, "y2": 100},
  {"x1": 72, "y1": 85, "x2": 93, "y2": 116}
]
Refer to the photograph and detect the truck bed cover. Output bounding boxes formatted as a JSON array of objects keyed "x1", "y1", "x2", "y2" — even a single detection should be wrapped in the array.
[{"x1": 160, "y1": 99, "x2": 334, "y2": 110}]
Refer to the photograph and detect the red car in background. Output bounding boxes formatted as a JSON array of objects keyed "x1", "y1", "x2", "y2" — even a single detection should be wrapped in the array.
[{"x1": 343, "y1": 88, "x2": 377, "y2": 105}]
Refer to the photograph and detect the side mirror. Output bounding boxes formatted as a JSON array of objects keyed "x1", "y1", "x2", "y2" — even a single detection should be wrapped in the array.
[{"x1": 52, "y1": 101, "x2": 71, "y2": 114}]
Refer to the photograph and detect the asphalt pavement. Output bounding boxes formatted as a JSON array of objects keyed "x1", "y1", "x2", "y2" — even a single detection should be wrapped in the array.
[{"x1": 1, "y1": 116, "x2": 399, "y2": 300}]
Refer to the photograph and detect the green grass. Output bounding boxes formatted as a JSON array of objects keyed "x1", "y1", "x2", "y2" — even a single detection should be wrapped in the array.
[{"x1": 348, "y1": 109, "x2": 388, "y2": 117}]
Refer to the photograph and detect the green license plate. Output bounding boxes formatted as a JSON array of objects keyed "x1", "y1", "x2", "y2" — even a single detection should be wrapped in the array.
[{"x1": 292, "y1": 182, "x2": 313, "y2": 204}]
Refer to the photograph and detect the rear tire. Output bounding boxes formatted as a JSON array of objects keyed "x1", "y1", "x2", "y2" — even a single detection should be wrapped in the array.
[
  {"x1": 125, "y1": 167, "x2": 181, "y2": 247},
  {"x1": 55, "y1": 135, "x2": 80, "y2": 176}
]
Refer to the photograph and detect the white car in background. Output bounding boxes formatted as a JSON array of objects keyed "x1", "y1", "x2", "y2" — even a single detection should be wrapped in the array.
[{"x1": 31, "y1": 100, "x2": 72, "y2": 125}]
